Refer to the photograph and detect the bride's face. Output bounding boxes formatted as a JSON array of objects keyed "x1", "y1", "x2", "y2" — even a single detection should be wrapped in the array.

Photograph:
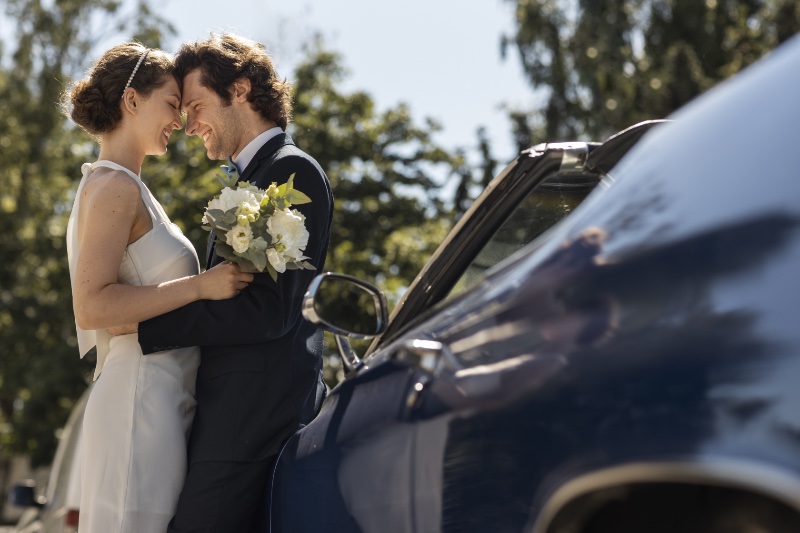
[{"x1": 134, "y1": 77, "x2": 183, "y2": 156}]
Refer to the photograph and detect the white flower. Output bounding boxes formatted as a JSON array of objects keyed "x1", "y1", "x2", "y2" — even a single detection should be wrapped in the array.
[
  {"x1": 209, "y1": 185, "x2": 263, "y2": 215},
  {"x1": 267, "y1": 208, "x2": 309, "y2": 259},
  {"x1": 225, "y1": 223, "x2": 253, "y2": 253},
  {"x1": 239, "y1": 183, "x2": 267, "y2": 203},
  {"x1": 239, "y1": 201, "x2": 260, "y2": 222},
  {"x1": 266, "y1": 248, "x2": 286, "y2": 273}
]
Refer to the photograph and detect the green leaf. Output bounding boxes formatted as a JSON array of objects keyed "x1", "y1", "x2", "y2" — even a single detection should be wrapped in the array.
[
  {"x1": 266, "y1": 263, "x2": 278, "y2": 282},
  {"x1": 251, "y1": 217, "x2": 268, "y2": 235},
  {"x1": 204, "y1": 208, "x2": 226, "y2": 224},
  {"x1": 222, "y1": 207, "x2": 238, "y2": 226},
  {"x1": 237, "y1": 258, "x2": 259, "y2": 273},
  {"x1": 213, "y1": 242, "x2": 236, "y2": 261},
  {"x1": 215, "y1": 243, "x2": 259, "y2": 272},
  {"x1": 211, "y1": 227, "x2": 230, "y2": 241},
  {"x1": 212, "y1": 220, "x2": 233, "y2": 232},
  {"x1": 285, "y1": 189, "x2": 312, "y2": 205},
  {"x1": 251, "y1": 236, "x2": 269, "y2": 251},
  {"x1": 261, "y1": 202, "x2": 276, "y2": 218},
  {"x1": 247, "y1": 248, "x2": 267, "y2": 272}
]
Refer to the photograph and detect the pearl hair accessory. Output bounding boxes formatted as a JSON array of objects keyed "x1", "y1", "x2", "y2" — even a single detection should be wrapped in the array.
[{"x1": 121, "y1": 49, "x2": 149, "y2": 99}]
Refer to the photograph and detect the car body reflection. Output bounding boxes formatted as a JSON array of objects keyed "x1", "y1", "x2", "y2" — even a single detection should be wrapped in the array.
[{"x1": 273, "y1": 35, "x2": 800, "y2": 533}]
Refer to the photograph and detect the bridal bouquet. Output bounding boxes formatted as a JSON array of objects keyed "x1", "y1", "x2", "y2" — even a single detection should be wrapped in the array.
[{"x1": 202, "y1": 172, "x2": 315, "y2": 281}]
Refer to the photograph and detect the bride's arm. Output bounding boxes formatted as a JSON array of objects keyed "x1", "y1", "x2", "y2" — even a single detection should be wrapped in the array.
[{"x1": 72, "y1": 171, "x2": 252, "y2": 331}]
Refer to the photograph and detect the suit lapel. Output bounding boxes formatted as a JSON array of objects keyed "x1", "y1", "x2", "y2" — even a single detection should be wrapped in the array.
[
  {"x1": 205, "y1": 232, "x2": 216, "y2": 268},
  {"x1": 236, "y1": 133, "x2": 294, "y2": 185},
  {"x1": 205, "y1": 132, "x2": 296, "y2": 268}
]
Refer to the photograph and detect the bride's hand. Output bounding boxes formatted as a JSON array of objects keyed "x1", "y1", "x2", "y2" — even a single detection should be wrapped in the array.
[{"x1": 196, "y1": 261, "x2": 254, "y2": 300}]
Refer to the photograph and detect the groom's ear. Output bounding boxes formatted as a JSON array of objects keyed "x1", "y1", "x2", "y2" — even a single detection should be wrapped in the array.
[{"x1": 230, "y1": 78, "x2": 251, "y2": 102}]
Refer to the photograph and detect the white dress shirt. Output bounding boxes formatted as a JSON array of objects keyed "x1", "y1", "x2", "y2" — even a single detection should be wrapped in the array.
[{"x1": 233, "y1": 126, "x2": 284, "y2": 173}]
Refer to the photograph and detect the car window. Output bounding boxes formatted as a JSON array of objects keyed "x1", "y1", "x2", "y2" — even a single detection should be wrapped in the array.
[{"x1": 446, "y1": 174, "x2": 598, "y2": 301}]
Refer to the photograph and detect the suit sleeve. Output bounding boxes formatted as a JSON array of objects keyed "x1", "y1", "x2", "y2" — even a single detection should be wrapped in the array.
[{"x1": 137, "y1": 154, "x2": 332, "y2": 354}]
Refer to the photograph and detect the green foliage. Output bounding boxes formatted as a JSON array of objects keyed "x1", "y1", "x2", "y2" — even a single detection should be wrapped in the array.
[
  {"x1": 0, "y1": 0, "x2": 177, "y2": 469},
  {"x1": 291, "y1": 39, "x2": 460, "y2": 288},
  {"x1": 502, "y1": 0, "x2": 800, "y2": 145},
  {"x1": 0, "y1": 0, "x2": 177, "y2": 471},
  {"x1": 289, "y1": 39, "x2": 463, "y2": 384}
]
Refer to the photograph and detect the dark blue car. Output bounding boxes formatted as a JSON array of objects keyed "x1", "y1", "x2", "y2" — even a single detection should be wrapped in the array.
[{"x1": 272, "y1": 35, "x2": 800, "y2": 532}]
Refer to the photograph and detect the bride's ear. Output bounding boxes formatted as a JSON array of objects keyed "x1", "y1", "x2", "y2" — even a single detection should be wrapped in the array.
[{"x1": 121, "y1": 88, "x2": 138, "y2": 114}]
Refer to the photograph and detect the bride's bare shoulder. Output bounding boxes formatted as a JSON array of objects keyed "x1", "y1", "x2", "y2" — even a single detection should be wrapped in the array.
[
  {"x1": 81, "y1": 167, "x2": 141, "y2": 213},
  {"x1": 81, "y1": 167, "x2": 140, "y2": 202}
]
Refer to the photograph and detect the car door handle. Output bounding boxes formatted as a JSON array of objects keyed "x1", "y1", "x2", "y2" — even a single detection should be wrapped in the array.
[
  {"x1": 392, "y1": 339, "x2": 462, "y2": 419},
  {"x1": 393, "y1": 339, "x2": 462, "y2": 375}
]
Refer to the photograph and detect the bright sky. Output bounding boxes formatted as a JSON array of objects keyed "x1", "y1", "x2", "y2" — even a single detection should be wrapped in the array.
[{"x1": 155, "y1": 0, "x2": 534, "y2": 166}]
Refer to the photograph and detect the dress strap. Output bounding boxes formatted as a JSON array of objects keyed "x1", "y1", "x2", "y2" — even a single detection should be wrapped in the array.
[{"x1": 90, "y1": 159, "x2": 141, "y2": 181}]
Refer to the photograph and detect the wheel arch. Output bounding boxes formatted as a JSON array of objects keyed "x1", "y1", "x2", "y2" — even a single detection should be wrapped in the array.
[{"x1": 531, "y1": 459, "x2": 800, "y2": 533}]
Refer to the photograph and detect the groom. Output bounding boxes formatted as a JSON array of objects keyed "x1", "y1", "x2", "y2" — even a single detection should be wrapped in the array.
[{"x1": 137, "y1": 33, "x2": 333, "y2": 532}]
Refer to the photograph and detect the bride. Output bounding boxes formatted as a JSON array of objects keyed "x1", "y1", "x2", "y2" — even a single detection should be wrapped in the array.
[{"x1": 63, "y1": 43, "x2": 253, "y2": 532}]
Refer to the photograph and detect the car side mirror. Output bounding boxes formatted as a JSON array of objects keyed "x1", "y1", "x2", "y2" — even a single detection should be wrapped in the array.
[
  {"x1": 10, "y1": 480, "x2": 45, "y2": 508},
  {"x1": 303, "y1": 273, "x2": 388, "y2": 338},
  {"x1": 303, "y1": 273, "x2": 389, "y2": 372}
]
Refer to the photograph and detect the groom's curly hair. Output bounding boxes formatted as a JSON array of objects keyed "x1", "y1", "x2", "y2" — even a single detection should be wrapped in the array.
[{"x1": 174, "y1": 33, "x2": 293, "y2": 129}]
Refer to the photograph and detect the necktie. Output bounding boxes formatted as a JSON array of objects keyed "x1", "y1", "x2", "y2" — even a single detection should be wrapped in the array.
[{"x1": 218, "y1": 157, "x2": 240, "y2": 187}]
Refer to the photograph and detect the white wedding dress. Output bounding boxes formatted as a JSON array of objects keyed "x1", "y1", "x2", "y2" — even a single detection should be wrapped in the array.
[{"x1": 66, "y1": 160, "x2": 200, "y2": 533}]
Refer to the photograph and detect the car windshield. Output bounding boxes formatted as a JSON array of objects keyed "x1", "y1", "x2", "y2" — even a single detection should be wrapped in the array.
[{"x1": 445, "y1": 173, "x2": 599, "y2": 302}]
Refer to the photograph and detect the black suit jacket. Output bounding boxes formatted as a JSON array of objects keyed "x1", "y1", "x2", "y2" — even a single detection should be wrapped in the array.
[{"x1": 138, "y1": 133, "x2": 333, "y2": 463}]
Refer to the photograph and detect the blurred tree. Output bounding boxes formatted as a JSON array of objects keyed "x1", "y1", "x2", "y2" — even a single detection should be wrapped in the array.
[
  {"x1": 0, "y1": 0, "x2": 175, "y2": 500},
  {"x1": 452, "y1": 127, "x2": 498, "y2": 220},
  {"x1": 290, "y1": 39, "x2": 460, "y2": 383},
  {"x1": 501, "y1": 0, "x2": 800, "y2": 146},
  {"x1": 292, "y1": 39, "x2": 458, "y2": 293}
]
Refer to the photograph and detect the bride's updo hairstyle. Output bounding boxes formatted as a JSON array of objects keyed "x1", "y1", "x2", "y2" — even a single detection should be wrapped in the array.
[{"x1": 64, "y1": 43, "x2": 174, "y2": 136}]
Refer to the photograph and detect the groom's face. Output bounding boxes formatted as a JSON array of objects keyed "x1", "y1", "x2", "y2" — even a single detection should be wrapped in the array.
[{"x1": 181, "y1": 69, "x2": 244, "y2": 161}]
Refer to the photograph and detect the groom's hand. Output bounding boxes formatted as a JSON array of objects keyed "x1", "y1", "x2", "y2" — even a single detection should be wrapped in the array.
[{"x1": 108, "y1": 323, "x2": 139, "y2": 336}]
